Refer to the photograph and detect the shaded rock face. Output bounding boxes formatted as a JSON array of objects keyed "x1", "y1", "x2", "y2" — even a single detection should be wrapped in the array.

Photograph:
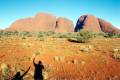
[
  {"x1": 75, "y1": 15, "x2": 101, "y2": 32},
  {"x1": 6, "y1": 13, "x2": 74, "y2": 32},
  {"x1": 55, "y1": 17, "x2": 74, "y2": 32},
  {"x1": 75, "y1": 15, "x2": 120, "y2": 34},
  {"x1": 74, "y1": 16, "x2": 87, "y2": 32}
]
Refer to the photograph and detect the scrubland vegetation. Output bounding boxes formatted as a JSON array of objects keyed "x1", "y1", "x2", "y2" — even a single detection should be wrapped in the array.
[
  {"x1": 0, "y1": 30, "x2": 120, "y2": 80},
  {"x1": 0, "y1": 30, "x2": 120, "y2": 42}
]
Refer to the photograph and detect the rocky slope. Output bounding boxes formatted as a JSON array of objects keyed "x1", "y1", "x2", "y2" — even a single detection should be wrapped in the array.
[
  {"x1": 6, "y1": 13, "x2": 74, "y2": 32},
  {"x1": 75, "y1": 15, "x2": 120, "y2": 34}
]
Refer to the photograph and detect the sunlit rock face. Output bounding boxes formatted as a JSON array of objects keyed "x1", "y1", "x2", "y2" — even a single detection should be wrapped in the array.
[
  {"x1": 75, "y1": 15, "x2": 101, "y2": 32},
  {"x1": 6, "y1": 13, "x2": 74, "y2": 32},
  {"x1": 75, "y1": 14, "x2": 120, "y2": 34},
  {"x1": 55, "y1": 17, "x2": 74, "y2": 32},
  {"x1": 98, "y1": 18, "x2": 120, "y2": 34}
]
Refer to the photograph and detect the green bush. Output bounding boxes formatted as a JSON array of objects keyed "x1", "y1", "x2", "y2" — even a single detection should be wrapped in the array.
[
  {"x1": 57, "y1": 33, "x2": 71, "y2": 38},
  {"x1": 0, "y1": 31, "x2": 21, "y2": 37},
  {"x1": 37, "y1": 32, "x2": 46, "y2": 41},
  {"x1": 95, "y1": 32, "x2": 107, "y2": 37},
  {"x1": 105, "y1": 33, "x2": 120, "y2": 38},
  {"x1": 68, "y1": 30, "x2": 93, "y2": 43},
  {"x1": 0, "y1": 31, "x2": 14, "y2": 37},
  {"x1": 96, "y1": 32, "x2": 120, "y2": 38},
  {"x1": 52, "y1": 32, "x2": 76, "y2": 38},
  {"x1": 17, "y1": 31, "x2": 32, "y2": 37},
  {"x1": 0, "y1": 30, "x2": 4, "y2": 37},
  {"x1": 46, "y1": 31, "x2": 55, "y2": 36},
  {"x1": 38, "y1": 32, "x2": 46, "y2": 38}
]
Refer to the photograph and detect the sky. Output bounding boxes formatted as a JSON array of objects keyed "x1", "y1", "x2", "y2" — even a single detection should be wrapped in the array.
[{"x1": 0, "y1": 0, "x2": 120, "y2": 29}]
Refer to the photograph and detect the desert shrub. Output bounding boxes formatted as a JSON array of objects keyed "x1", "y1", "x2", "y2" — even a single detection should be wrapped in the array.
[
  {"x1": 18, "y1": 31, "x2": 32, "y2": 37},
  {"x1": 0, "y1": 63, "x2": 10, "y2": 76},
  {"x1": 68, "y1": 30, "x2": 93, "y2": 43},
  {"x1": 46, "y1": 31, "x2": 55, "y2": 36},
  {"x1": 96, "y1": 32, "x2": 120, "y2": 38},
  {"x1": 18, "y1": 31, "x2": 33, "y2": 39},
  {"x1": 76, "y1": 36, "x2": 88, "y2": 43},
  {"x1": 68, "y1": 37, "x2": 79, "y2": 42},
  {"x1": 0, "y1": 31, "x2": 14, "y2": 37},
  {"x1": 52, "y1": 32, "x2": 75, "y2": 38},
  {"x1": 37, "y1": 32, "x2": 46, "y2": 41},
  {"x1": 3, "y1": 31, "x2": 12, "y2": 36},
  {"x1": 76, "y1": 30, "x2": 93, "y2": 43},
  {"x1": 113, "y1": 34, "x2": 120, "y2": 38},
  {"x1": 0, "y1": 30, "x2": 4, "y2": 37},
  {"x1": 103, "y1": 33, "x2": 114, "y2": 38},
  {"x1": 0, "y1": 31, "x2": 19, "y2": 37},
  {"x1": 112, "y1": 48, "x2": 120, "y2": 61},
  {"x1": 57, "y1": 33, "x2": 71, "y2": 38},
  {"x1": 51, "y1": 33, "x2": 62, "y2": 38},
  {"x1": 105, "y1": 33, "x2": 120, "y2": 38},
  {"x1": 91, "y1": 32, "x2": 120, "y2": 38},
  {"x1": 38, "y1": 32, "x2": 46, "y2": 38},
  {"x1": 13, "y1": 31, "x2": 19, "y2": 36},
  {"x1": 95, "y1": 32, "x2": 107, "y2": 37}
]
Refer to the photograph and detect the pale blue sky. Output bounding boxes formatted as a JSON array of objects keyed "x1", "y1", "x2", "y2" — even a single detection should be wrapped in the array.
[{"x1": 0, "y1": 0, "x2": 120, "y2": 29}]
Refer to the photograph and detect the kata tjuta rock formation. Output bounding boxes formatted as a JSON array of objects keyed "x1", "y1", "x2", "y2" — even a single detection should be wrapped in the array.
[
  {"x1": 98, "y1": 19, "x2": 120, "y2": 34},
  {"x1": 75, "y1": 15, "x2": 120, "y2": 34},
  {"x1": 6, "y1": 13, "x2": 74, "y2": 32},
  {"x1": 55, "y1": 17, "x2": 74, "y2": 32},
  {"x1": 75, "y1": 15, "x2": 101, "y2": 32}
]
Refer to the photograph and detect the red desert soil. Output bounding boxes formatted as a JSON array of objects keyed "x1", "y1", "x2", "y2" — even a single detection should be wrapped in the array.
[{"x1": 0, "y1": 36, "x2": 120, "y2": 80}]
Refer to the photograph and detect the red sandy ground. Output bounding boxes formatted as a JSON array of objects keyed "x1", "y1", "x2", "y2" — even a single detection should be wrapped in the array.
[{"x1": 0, "y1": 36, "x2": 120, "y2": 80}]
